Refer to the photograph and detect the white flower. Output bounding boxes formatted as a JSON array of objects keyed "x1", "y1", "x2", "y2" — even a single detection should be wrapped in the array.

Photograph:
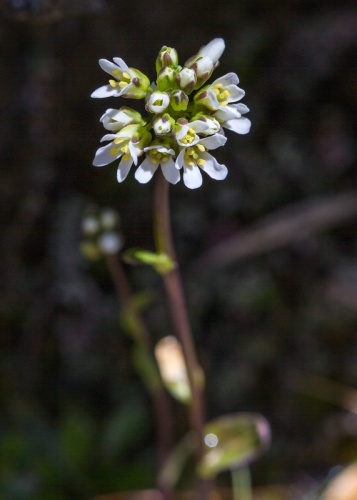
[
  {"x1": 135, "y1": 141, "x2": 179, "y2": 185},
  {"x1": 175, "y1": 134, "x2": 228, "y2": 189},
  {"x1": 93, "y1": 125, "x2": 151, "y2": 182},
  {"x1": 194, "y1": 72, "x2": 245, "y2": 110},
  {"x1": 175, "y1": 120, "x2": 209, "y2": 147},
  {"x1": 100, "y1": 107, "x2": 144, "y2": 131},
  {"x1": 91, "y1": 58, "x2": 150, "y2": 99},
  {"x1": 145, "y1": 90, "x2": 170, "y2": 114},
  {"x1": 214, "y1": 103, "x2": 251, "y2": 135}
]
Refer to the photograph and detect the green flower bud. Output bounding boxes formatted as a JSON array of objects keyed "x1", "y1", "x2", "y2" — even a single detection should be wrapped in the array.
[
  {"x1": 156, "y1": 66, "x2": 176, "y2": 91},
  {"x1": 170, "y1": 90, "x2": 189, "y2": 111},
  {"x1": 156, "y1": 46, "x2": 179, "y2": 73}
]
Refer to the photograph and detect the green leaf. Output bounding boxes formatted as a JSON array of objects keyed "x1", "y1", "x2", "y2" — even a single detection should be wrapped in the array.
[
  {"x1": 197, "y1": 413, "x2": 271, "y2": 479},
  {"x1": 123, "y1": 248, "x2": 175, "y2": 274}
]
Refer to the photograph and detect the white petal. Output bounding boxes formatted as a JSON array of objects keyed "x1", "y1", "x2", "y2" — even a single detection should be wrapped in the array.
[
  {"x1": 190, "y1": 120, "x2": 210, "y2": 134},
  {"x1": 199, "y1": 134, "x2": 227, "y2": 150},
  {"x1": 117, "y1": 157, "x2": 133, "y2": 182},
  {"x1": 224, "y1": 117, "x2": 251, "y2": 135},
  {"x1": 175, "y1": 149, "x2": 185, "y2": 169},
  {"x1": 112, "y1": 57, "x2": 130, "y2": 72},
  {"x1": 161, "y1": 158, "x2": 180, "y2": 184},
  {"x1": 134, "y1": 158, "x2": 158, "y2": 183},
  {"x1": 214, "y1": 105, "x2": 241, "y2": 121},
  {"x1": 128, "y1": 141, "x2": 139, "y2": 165},
  {"x1": 198, "y1": 38, "x2": 225, "y2": 63},
  {"x1": 200, "y1": 152, "x2": 228, "y2": 180},
  {"x1": 226, "y1": 85, "x2": 245, "y2": 102},
  {"x1": 212, "y1": 72, "x2": 239, "y2": 87},
  {"x1": 91, "y1": 85, "x2": 119, "y2": 98},
  {"x1": 234, "y1": 103, "x2": 250, "y2": 114},
  {"x1": 183, "y1": 165, "x2": 202, "y2": 189},
  {"x1": 100, "y1": 133, "x2": 118, "y2": 142},
  {"x1": 93, "y1": 142, "x2": 122, "y2": 167},
  {"x1": 99, "y1": 59, "x2": 120, "y2": 76}
]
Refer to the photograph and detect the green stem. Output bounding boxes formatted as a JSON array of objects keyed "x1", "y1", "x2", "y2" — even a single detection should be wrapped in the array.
[
  {"x1": 231, "y1": 467, "x2": 252, "y2": 500},
  {"x1": 153, "y1": 171, "x2": 208, "y2": 497}
]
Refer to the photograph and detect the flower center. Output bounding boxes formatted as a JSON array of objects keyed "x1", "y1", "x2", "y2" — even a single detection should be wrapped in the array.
[
  {"x1": 147, "y1": 148, "x2": 171, "y2": 165},
  {"x1": 109, "y1": 70, "x2": 132, "y2": 90},
  {"x1": 184, "y1": 144, "x2": 206, "y2": 167},
  {"x1": 180, "y1": 127, "x2": 196, "y2": 145},
  {"x1": 110, "y1": 137, "x2": 131, "y2": 161},
  {"x1": 212, "y1": 83, "x2": 229, "y2": 106}
]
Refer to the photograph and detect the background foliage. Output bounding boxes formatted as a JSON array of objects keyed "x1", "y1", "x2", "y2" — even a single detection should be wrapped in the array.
[{"x1": 1, "y1": 0, "x2": 357, "y2": 497}]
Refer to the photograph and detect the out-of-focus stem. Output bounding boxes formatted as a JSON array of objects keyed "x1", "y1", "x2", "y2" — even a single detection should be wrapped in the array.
[
  {"x1": 153, "y1": 172, "x2": 208, "y2": 498},
  {"x1": 105, "y1": 253, "x2": 174, "y2": 498}
]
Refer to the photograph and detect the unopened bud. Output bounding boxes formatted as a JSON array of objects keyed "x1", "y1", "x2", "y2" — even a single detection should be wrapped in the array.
[
  {"x1": 170, "y1": 90, "x2": 189, "y2": 111},
  {"x1": 175, "y1": 67, "x2": 197, "y2": 94},
  {"x1": 156, "y1": 46, "x2": 179, "y2": 73}
]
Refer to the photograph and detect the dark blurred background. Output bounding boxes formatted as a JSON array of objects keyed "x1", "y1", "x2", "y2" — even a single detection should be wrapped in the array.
[{"x1": 1, "y1": 0, "x2": 357, "y2": 498}]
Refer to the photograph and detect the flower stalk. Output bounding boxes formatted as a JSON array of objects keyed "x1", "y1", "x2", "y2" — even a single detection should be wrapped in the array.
[{"x1": 154, "y1": 171, "x2": 209, "y2": 497}]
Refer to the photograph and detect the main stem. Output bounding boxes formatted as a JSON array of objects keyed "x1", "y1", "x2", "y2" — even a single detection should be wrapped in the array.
[{"x1": 154, "y1": 172, "x2": 208, "y2": 495}]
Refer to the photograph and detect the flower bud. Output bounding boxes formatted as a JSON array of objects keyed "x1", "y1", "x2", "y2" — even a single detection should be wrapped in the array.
[
  {"x1": 175, "y1": 67, "x2": 197, "y2": 94},
  {"x1": 191, "y1": 56, "x2": 214, "y2": 88},
  {"x1": 146, "y1": 90, "x2": 170, "y2": 114},
  {"x1": 156, "y1": 46, "x2": 179, "y2": 73},
  {"x1": 170, "y1": 90, "x2": 189, "y2": 111},
  {"x1": 184, "y1": 38, "x2": 225, "y2": 68},
  {"x1": 152, "y1": 113, "x2": 174, "y2": 136},
  {"x1": 156, "y1": 66, "x2": 176, "y2": 91}
]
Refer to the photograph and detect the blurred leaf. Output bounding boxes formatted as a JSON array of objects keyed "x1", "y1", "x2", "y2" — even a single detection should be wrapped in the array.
[
  {"x1": 197, "y1": 413, "x2": 271, "y2": 479},
  {"x1": 100, "y1": 396, "x2": 151, "y2": 458}
]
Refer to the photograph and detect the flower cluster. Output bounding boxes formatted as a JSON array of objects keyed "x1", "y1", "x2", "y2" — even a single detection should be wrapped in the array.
[{"x1": 92, "y1": 39, "x2": 250, "y2": 189}]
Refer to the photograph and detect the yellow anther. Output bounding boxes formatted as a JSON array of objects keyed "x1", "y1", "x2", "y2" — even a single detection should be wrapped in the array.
[
  {"x1": 197, "y1": 159, "x2": 206, "y2": 166},
  {"x1": 220, "y1": 100, "x2": 228, "y2": 106},
  {"x1": 197, "y1": 144, "x2": 205, "y2": 152},
  {"x1": 187, "y1": 147, "x2": 194, "y2": 155},
  {"x1": 214, "y1": 83, "x2": 223, "y2": 90},
  {"x1": 122, "y1": 154, "x2": 131, "y2": 161},
  {"x1": 110, "y1": 147, "x2": 119, "y2": 156},
  {"x1": 112, "y1": 69, "x2": 121, "y2": 76},
  {"x1": 213, "y1": 88, "x2": 220, "y2": 95},
  {"x1": 192, "y1": 152, "x2": 199, "y2": 159},
  {"x1": 122, "y1": 72, "x2": 131, "y2": 80},
  {"x1": 188, "y1": 128, "x2": 195, "y2": 135},
  {"x1": 119, "y1": 81, "x2": 127, "y2": 89},
  {"x1": 187, "y1": 160, "x2": 195, "y2": 166},
  {"x1": 219, "y1": 90, "x2": 229, "y2": 99},
  {"x1": 109, "y1": 79, "x2": 118, "y2": 87},
  {"x1": 157, "y1": 153, "x2": 163, "y2": 159}
]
